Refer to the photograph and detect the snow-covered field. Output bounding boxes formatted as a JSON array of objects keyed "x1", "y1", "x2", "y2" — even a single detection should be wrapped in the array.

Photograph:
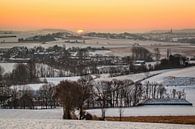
[
  {"x1": 1, "y1": 66, "x2": 195, "y2": 129},
  {"x1": 11, "y1": 83, "x2": 45, "y2": 91},
  {"x1": 96, "y1": 69, "x2": 173, "y2": 82},
  {"x1": 0, "y1": 109, "x2": 194, "y2": 129},
  {"x1": 0, "y1": 35, "x2": 186, "y2": 48},
  {"x1": 89, "y1": 50, "x2": 112, "y2": 56},
  {"x1": 11, "y1": 76, "x2": 81, "y2": 91},
  {"x1": 0, "y1": 109, "x2": 63, "y2": 119},
  {"x1": 1, "y1": 33, "x2": 193, "y2": 57},
  {"x1": 88, "y1": 67, "x2": 195, "y2": 117},
  {"x1": 87, "y1": 105, "x2": 195, "y2": 117},
  {"x1": 0, "y1": 119, "x2": 194, "y2": 129},
  {"x1": 43, "y1": 76, "x2": 81, "y2": 85},
  {"x1": 143, "y1": 67, "x2": 195, "y2": 84}
]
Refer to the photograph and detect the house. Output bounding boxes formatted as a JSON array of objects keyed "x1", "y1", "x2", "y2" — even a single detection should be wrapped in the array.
[
  {"x1": 133, "y1": 60, "x2": 146, "y2": 66},
  {"x1": 131, "y1": 60, "x2": 147, "y2": 72},
  {"x1": 141, "y1": 98, "x2": 192, "y2": 106}
]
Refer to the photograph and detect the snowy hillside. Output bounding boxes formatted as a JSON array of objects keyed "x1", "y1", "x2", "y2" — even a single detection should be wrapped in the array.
[
  {"x1": 11, "y1": 76, "x2": 81, "y2": 91},
  {"x1": 142, "y1": 66, "x2": 195, "y2": 105},
  {"x1": 143, "y1": 67, "x2": 195, "y2": 84},
  {"x1": 87, "y1": 67, "x2": 195, "y2": 117},
  {"x1": 96, "y1": 69, "x2": 171, "y2": 82},
  {"x1": 1, "y1": 67, "x2": 195, "y2": 129}
]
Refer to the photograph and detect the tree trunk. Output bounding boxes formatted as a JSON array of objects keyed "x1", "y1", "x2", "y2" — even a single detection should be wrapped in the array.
[
  {"x1": 79, "y1": 106, "x2": 83, "y2": 120},
  {"x1": 63, "y1": 107, "x2": 71, "y2": 119}
]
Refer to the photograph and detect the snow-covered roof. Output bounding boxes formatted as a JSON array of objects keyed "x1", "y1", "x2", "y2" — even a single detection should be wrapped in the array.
[{"x1": 142, "y1": 98, "x2": 192, "y2": 106}]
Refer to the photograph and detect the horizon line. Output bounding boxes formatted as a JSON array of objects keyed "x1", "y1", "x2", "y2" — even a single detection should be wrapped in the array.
[{"x1": 1, "y1": 27, "x2": 195, "y2": 33}]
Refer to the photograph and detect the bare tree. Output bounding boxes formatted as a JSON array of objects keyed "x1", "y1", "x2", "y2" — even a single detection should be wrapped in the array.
[
  {"x1": 9, "y1": 87, "x2": 18, "y2": 109},
  {"x1": 77, "y1": 75, "x2": 94, "y2": 119},
  {"x1": 27, "y1": 59, "x2": 37, "y2": 81},
  {"x1": 39, "y1": 83, "x2": 55, "y2": 109},
  {"x1": 154, "y1": 48, "x2": 161, "y2": 61},
  {"x1": 132, "y1": 45, "x2": 153, "y2": 61},
  {"x1": 0, "y1": 66, "x2": 4, "y2": 81},
  {"x1": 172, "y1": 89, "x2": 176, "y2": 99},
  {"x1": 19, "y1": 86, "x2": 34, "y2": 109},
  {"x1": 132, "y1": 82, "x2": 143, "y2": 106},
  {"x1": 12, "y1": 64, "x2": 30, "y2": 84},
  {"x1": 119, "y1": 89, "x2": 124, "y2": 121},
  {"x1": 55, "y1": 80, "x2": 81, "y2": 119},
  {"x1": 119, "y1": 106, "x2": 124, "y2": 121},
  {"x1": 94, "y1": 81, "x2": 111, "y2": 120}
]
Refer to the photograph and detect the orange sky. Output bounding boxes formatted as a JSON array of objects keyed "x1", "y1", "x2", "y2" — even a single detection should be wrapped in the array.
[{"x1": 0, "y1": 0, "x2": 195, "y2": 32}]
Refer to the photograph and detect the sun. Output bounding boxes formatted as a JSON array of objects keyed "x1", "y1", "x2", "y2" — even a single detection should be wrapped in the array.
[{"x1": 77, "y1": 29, "x2": 84, "y2": 34}]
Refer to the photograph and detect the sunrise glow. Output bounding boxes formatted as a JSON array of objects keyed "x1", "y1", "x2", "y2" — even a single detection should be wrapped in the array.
[
  {"x1": 77, "y1": 29, "x2": 84, "y2": 34},
  {"x1": 0, "y1": 0, "x2": 195, "y2": 32}
]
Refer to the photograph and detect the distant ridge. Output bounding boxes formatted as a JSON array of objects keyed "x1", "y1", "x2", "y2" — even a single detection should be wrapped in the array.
[
  {"x1": 0, "y1": 28, "x2": 75, "y2": 35},
  {"x1": 37, "y1": 28, "x2": 74, "y2": 33},
  {"x1": 150, "y1": 28, "x2": 195, "y2": 33}
]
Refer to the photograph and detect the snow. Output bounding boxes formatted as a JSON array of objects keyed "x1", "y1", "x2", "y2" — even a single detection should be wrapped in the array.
[
  {"x1": 143, "y1": 67, "x2": 195, "y2": 84},
  {"x1": 11, "y1": 84, "x2": 45, "y2": 91},
  {"x1": 0, "y1": 63, "x2": 74, "y2": 77},
  {"x1": 96, "y1": 69, "x2": 172, "y2": 82},
  {"x1": 0, "y1": 35, "x2": 191, "y2": 57},
  {"x1": 0, "y1": 37, "x2": 18, "y2": 43},
  {"x1": 0, "y1": 63, "x2": 16, "y2": 74},
  {"x1": 10, "y1": 76, "x2": 81, "y2": 91},
  {"x1": 0, "y1": 108, "x2": 194, "y2": 129},
  {"x1": 1, "y1": 33, "x2": 195, "y2": 128},
  {"x1": 89, "y1": 50, "x2": 112, "y2": 56},
  {"x1": 1, "y1": 64, "x2": 195, "y2": 127},
  {"x1": 87, "y1": 105, "x2": 195, "y2": 117},
  {"x1": 1, "y1": 67, "x2": 195, "y2": 128},
  {"x1": 141, "y1": 66, "x2": 195, "y2": 105},
  {"x1": 88, "y1": 67, "x2": 195, "y2": 117},
  {"x1": 36, "y1": 63, "x2": 68, "y2": 77},
  {"x1": 162, "y1": 77, "x2": 195, "y2": 86},
  {"x1": 43, "y1": 76, "x2": 81, "y2": 85},
  {"x1": 143, "y1": 98, "x2": 192, "y2": 105},
  {"x1": 166, "y1": 86, "x2": 195, "y2": 106},
  {"x1": 0, "y1": 108, "x2": 63, "y2": 119},
  {"x1": 0, "y1": 119, "x2": 194, "y2": 129}
]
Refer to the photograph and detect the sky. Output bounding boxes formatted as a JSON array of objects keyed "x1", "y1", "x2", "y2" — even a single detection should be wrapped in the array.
[{"x1": 0, "y1": 0, "x2": 195, "y2": 32}]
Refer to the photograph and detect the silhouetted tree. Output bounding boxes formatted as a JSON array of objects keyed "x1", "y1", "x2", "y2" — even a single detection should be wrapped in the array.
[
  {"x1": 132, "y1": 45, "x2": 153, "y2": 61},
  {"x1": 39, "y1": 83, "x2": 55, "y2": 109},
  {"x1": 77, "y1": 75, "x2": 94, "y2": 119},
  {"x1": 12, "y1": 64, "x2": 30, "y2": 84},
  {"x1": 154, "y1": 48, "x2": 161, "y2": 61},
  {"x1": 55, "y1": 80, "x2": 81, "y2": 119}
]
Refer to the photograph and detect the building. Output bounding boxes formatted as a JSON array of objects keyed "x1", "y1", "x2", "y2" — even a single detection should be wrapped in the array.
[{"x1": 141, "y1": 98, "x2": 192, "y2": 106}]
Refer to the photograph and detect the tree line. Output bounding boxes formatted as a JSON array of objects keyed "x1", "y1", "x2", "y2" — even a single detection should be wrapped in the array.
[
  {"x1": 55, "y1": 76, "x2": 183, "y2": 120},
  {"x1": 1, "y1": 74, "x2": 186, "y2": 120}
]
